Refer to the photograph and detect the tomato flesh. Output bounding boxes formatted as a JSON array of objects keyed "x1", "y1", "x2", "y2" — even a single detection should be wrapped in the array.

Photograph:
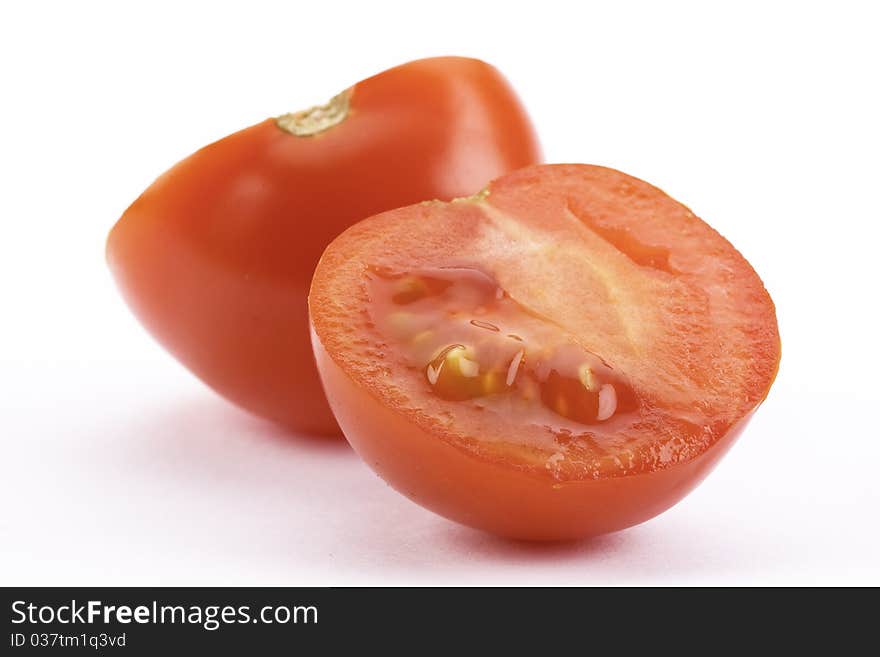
[
  {"x1": 106, "y1": 57, "x2": 541, "y2": 436},
  {"x1": 367, "y1": 266, "x2": 638, "y2": 425},
  {"x1": 310, "y1": 164, "x2": 780, "y2": 539}
]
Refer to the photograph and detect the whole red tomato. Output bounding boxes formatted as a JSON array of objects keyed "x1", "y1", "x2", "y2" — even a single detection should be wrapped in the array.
[{"x1": 107, "y1": 57, "x2": 541, "y2": 435}]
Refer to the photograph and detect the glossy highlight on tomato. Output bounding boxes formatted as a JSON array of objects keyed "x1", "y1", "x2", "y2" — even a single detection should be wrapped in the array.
[
  {"x1": 106, "y1": 57, "x2": 541, "y2": 436},
  {"x1": 309, "y1": 164, "x2": 781, "y2": 540}
]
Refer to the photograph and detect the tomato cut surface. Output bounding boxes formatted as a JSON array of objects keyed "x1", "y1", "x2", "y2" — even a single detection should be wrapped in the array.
[
  {"x1": 309, "y1": 164, "x2": 780, "y2": 539},
  {"x1": 107, "y1": 57, "x2": 540, "y2": 436}
]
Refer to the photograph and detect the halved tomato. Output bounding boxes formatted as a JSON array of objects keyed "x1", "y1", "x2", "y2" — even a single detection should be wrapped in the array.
[
  {"x1": 309, "y1": 164, "x2": 780, "y2": 540},
  {"x1": 107, "y1": 57, "x2": 540, "y2": 436}
]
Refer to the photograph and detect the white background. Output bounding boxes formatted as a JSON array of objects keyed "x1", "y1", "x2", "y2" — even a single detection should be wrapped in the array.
[{"x1": 2, "y1": 0, "x2": 878, "y2": 586}]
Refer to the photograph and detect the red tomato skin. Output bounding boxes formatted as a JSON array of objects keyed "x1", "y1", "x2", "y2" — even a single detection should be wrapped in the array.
[
  {"x1": 106, "y1": 57, "x2": 541, "y2": 436},
  {"x1": 312, "y1": 330, "x2": 752, "y2": 541}
]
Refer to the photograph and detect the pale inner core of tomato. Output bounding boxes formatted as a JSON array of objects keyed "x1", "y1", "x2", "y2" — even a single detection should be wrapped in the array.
[{"x1": 366, "y1": 266, "x2": 638, "y2": 427}]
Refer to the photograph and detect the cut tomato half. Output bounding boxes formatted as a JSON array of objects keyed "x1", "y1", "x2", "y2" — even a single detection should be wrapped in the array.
[{"x1": 309, "y1": 164, "x2": 780, "y2": 540}]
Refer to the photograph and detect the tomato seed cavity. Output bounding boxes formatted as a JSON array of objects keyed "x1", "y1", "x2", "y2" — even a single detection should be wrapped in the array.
[{"x1": 366, "y1": 265, "x2": 637, "y2": 426}]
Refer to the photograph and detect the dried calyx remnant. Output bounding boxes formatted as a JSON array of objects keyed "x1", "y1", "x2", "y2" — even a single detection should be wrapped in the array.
[{"x1": 276, "y1": 89, "x2": 352, "y2": 137}]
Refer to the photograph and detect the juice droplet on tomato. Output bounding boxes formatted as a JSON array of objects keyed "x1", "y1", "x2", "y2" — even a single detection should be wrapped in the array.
[{"x1": 366, "y1": 266, "x2": 637, "y2": 426}]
